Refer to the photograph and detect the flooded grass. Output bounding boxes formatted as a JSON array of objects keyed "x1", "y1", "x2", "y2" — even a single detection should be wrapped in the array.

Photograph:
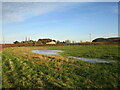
[
  {"x1": 2, "y1": 45, "x2": 120, "y2": 88},
  {"x1": 31, "y1": 49, "x2": 118, "y2": 63},
  {"x1": 46, "y1": 45, "x2": 120, "y2": 61},
  {"x1": 68, "y1": 56, "x2": 117, "y2": 63},
  {"x1": 32, "y1": 50, "x2": 64, "y2": 55}
]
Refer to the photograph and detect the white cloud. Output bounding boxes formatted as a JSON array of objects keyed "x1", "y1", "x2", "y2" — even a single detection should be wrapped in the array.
[
  {"x1": 2, "y1": 2, "x2": 118, "y2": 23},
  {"x1": 2, "y1": 2, "x2": 65, "y2": 23}
]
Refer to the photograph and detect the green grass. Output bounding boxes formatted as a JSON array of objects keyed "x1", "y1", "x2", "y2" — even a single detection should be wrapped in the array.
[
  {"x1": 2, "y1": 45, "x2": 120, "y2": 88},
  {"x1": 45, "y1": 45, "x2": 119, "y2": 60}
]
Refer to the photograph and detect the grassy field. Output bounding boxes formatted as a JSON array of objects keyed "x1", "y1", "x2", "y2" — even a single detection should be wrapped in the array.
[{"x1": 2, "y1": 45, "x2": 120, "y2": 88}]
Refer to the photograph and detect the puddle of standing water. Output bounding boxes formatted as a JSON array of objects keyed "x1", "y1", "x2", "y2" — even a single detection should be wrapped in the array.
[
  {"x1": 32, "y1": 50, "x2": 64, "y2": 55},
  {"x1": 68, "y1": 56, "x2": 117, "y2": 63},
  {"x1": 31, "y1": 50, "x2": 117, "y2": 63}
]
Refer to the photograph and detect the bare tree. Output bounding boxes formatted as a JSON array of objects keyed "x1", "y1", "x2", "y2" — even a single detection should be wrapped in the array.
[{"x1": 65, "y1": 40, "x2": 71, "y2": 43}]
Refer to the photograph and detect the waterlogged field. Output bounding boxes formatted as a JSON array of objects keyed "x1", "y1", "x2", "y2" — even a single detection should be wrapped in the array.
[{"x1": 2, "y1": 45, "x2": 120, "y2": 88}]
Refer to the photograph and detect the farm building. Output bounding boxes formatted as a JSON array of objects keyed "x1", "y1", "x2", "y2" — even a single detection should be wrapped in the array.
[{"x1": 46, "y1": 41, "x2": 56, "y2": 44}]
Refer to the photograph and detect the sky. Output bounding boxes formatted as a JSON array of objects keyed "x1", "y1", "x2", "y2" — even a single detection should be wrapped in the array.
[{"x1": 1, "y1": 2, "x2": 118, "y2": 44}]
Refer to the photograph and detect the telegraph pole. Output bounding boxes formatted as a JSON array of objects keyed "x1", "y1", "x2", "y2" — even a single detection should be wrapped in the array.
[
  {"x1": 89, "y1": 33, "x2": 91, "y2": 42},
  {"x1": 89, "y1": 33, "x2": 91, "y2": 45}
]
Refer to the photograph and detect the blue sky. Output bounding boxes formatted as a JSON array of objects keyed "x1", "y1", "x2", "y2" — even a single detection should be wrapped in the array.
[{"x1": 2, "y1": 2, "x2": 118, "y2": 43}]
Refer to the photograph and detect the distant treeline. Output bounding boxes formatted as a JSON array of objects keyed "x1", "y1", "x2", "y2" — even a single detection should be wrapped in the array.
[
  {"x1": 1, "y1": 42, "x2": 120, "y2": 48},
  {"x1": 13, "y1": 38, "x2": 71, "y2": 44},
  {"x1": 13, "y1": 37, "x2": 120, "y2": 45},
  {"x1": 1, "y1": 37, "x2": 119, "y2": 49},
  {"x1": 92, "y1": 37, "x2": 120, "y2": 43}
]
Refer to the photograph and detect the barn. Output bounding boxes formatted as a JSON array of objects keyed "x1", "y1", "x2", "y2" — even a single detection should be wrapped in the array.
[{"x1": 46, "y1": 41, "x2": 56, "y2": 44}]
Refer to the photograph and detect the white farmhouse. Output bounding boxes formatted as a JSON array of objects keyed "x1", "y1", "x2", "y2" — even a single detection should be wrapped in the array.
[{"x1": 46, "y1": 41, "x2": 56, "y2": 44}]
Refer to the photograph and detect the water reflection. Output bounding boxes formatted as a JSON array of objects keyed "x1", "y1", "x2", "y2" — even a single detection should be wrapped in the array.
[
  {"x1": 32, "y1": 50, "x2": 64, "y2": 55},
  {"x1": 32, "y1": 50, "x2": 117, "y2": 63},
  {"x1": 68, "y1": 56, "x2": 117, "y2": 63}
]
